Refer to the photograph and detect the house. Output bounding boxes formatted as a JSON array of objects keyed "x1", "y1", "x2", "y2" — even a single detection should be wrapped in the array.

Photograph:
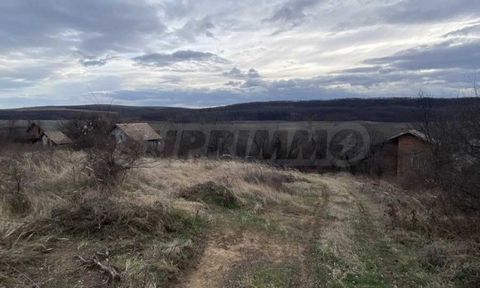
[
  {"x1": 111, "y1": 123, "x2": 161, "y2": 153},
  {"x1": 41, "y1": 131, "x2": 72, "y2": 146},
  {"x1": 371, "y1": 129, "x2": 431, "y2": 176}
]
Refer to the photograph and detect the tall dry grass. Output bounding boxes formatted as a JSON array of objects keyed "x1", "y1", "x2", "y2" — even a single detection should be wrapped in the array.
[
  {"x1": 0, "y1": 149, "x2": 85, "y2": 223},
  {"x1": 0, "y1": 148, "x2": 312, "y2": 287},
  {"x1": 1, "y1": 148, "x2": 308, "y2": 229},
  {"x1": 125, "y1": 158, "x2": 312, "y2": 210}
]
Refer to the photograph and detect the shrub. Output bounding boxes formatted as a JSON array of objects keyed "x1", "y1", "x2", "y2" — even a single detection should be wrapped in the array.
[
  {"x1": 51, "y1": 199, "x2": 169, "y2": 238},
  {"x1": 180, "y1": 181, "x2": 239, "y2": 209},
  {"x1": 71, "y1": 115, "x2": 143, "y2": 191},
  {"x1": 418, "y1": 242, "x2": 447, "y2": 269},
  {"x1": 0, "y1": 155, "x2": 31, "y2": 215},
  {"x1": 62, "y1": 115, "x2": 117, "y2": 150},
  {"x1": 417, "y1": 94, "x2": 480, "y2": 212},
  {"x1": 454, "y1": 263, "x2": 480, "y2": 288},
  {"x1": 243, "y1": 169, "x2": 296, "y2": 193}
]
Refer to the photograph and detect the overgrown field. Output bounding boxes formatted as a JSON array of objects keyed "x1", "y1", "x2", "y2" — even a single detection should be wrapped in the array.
[{"x1": 0, "y1": 149, "x2": 479, "y2": 287}]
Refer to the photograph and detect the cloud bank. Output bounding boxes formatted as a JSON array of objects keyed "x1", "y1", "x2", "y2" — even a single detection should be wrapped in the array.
[{"x1": 0, "y1": 0, "x2": 479, "y2": 108}]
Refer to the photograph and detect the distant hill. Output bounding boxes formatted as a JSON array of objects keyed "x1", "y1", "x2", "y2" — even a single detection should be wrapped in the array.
[{"x1": 0, "y1": 98, "x2": 475, "y2": 122}]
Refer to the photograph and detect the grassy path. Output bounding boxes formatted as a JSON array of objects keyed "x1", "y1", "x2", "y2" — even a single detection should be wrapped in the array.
[
  {"x1": 178, "y1": 173, "x2": 446, "y2": 288},
  {"x1": 307, "y1": 174, "x2": 437, "y2": 288}
]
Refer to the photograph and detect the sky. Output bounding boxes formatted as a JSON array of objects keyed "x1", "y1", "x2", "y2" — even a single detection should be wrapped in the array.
[{"x1": 0, "y1": 0, "x2": 479, "y2": 108}]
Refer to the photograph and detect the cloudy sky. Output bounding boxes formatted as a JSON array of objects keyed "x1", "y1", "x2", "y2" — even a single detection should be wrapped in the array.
[{"x1": 0, "y1": 0, "x2": 479, "y2": 108}]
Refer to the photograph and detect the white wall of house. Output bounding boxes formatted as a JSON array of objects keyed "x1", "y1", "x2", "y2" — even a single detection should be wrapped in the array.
[
  {"x1": 41, "y1": 135, "x2": 50, "y2": 146},
  {"x1": 111, "y1": 128, "x2": 127, "y2": 144},
  {"x1": 111, "y1": 128, "x2": 160, "y2": 154}
]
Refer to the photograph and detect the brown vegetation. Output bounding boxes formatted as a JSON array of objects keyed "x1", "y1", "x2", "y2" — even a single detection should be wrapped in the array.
[
  {"x1": 415, "y1": 92, "x2": 480, "y2": 212},
  {"x1": 0, "y1": 143, "x2": 479, "y2": 287},
  {"x1": 180, "y1": 182, "x2": 239, "y2": 209}
]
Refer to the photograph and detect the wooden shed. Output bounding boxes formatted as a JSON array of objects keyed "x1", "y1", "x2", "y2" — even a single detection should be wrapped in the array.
[
  {"x1": 375, "y1": 130, "x2": 431, "y2": 176},
  {"x1": 111, "y1": 123, "x2": 161, "y2": 153},
  {"x1": 41, "y1": 131, "x2": 72, "y2": 146}
]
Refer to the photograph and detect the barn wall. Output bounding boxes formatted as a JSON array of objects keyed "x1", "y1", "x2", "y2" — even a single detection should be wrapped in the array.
[
  {"x1": 111, "y1": 128, "x2": 160, "y2": 155},
  {"x1": 146, "y1": 140, "x2": 160, "y2": 154},
  {"x1": 381, "y1": 141, "x2": 398, "y2": 176},
  {"x1": 397, "y1": 135, "x2": 428, "y2": 176}
]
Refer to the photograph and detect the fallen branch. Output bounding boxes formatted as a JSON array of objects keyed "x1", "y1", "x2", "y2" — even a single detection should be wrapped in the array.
[
  {"x1": 4, "y1": 262, "x2": 40, "y2": 288},
  {"x1": 76, "y1": 255, "x2": 121, "y2": 282}
]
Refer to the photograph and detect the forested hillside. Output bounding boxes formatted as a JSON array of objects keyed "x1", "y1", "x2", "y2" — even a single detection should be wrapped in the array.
[{"x1": 0, "y1": 98, "x2": 474, "y2": 122}]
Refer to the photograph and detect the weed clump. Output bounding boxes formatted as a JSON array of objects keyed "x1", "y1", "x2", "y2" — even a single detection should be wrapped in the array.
[
  {"x1": 51, "y1": 199, "x2": 205, "y2": 239},
  {"x1": 2, "y1": 192, "x2": 31, "y2": 216},
  {"x1": 1, "y1": 199, "x2": 208, "y2": 287},
  {"x1": 51, "y1": 199, "x2": 168, "y2": 238},
  {"x1": 5, "y1": 198, "x2": 200, "y2": 242},
  {"x1": 0, "y1": 156, "x2": 31, "y2": 215},
  {"x1": 454, "y1": 263, "x2": 480, "y2": 288},
  {"x1": 243, "y1": 169, "x2": 298, "y2": 193},
  {"x1": 181, "y1": 181, "x2": 239, "y2": 209},
  {"x1": 418, "y1": 242, "x2": 448, "y2": 269}
]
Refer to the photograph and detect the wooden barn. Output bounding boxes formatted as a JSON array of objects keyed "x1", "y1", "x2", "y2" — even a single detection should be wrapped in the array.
[
  {"x1": 367, "y1": 129, "x2": 431, "y2": 176},
  {"x1": 41, "y1": 131, "x2": 72, "y2": 146},
  {"x1": 111, "y1": 123, "x2": 161, "y2": 153}
]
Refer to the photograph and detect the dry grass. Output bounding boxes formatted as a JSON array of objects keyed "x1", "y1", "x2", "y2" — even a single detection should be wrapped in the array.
[
  {"x1": 124, "y1": 158, "x2": 308, "y2": 209},
  {"x1": 0, "y1": 149, "x2": 308, "y2": 287},
  {"x1": 359, "y1": 177, "x2": 480, "y2": 287},
  {"x1": 1, "y1": 148, "x2": 479, "y2": 287}
]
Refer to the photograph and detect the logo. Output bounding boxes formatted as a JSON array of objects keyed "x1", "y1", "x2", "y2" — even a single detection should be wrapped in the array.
[{"x1": 158, "y1": 122, "x2": 370, "y2": 168}]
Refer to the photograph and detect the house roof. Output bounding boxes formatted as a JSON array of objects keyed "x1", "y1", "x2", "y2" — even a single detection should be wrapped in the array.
[
  {"x1": 43, "y1": 131, "x2": 72, "y2": 145},
  {"x1": 114, "y1": 123, "x2": 161, "y2": 142},
  {"x1": 386, "y1": 129, "x2": 428, "y2": 143}
]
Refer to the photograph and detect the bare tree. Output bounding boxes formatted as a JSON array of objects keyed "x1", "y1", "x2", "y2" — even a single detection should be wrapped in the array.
[
  {"x1": 62, "y1": 113, "x2": 143, "y2": 194},
  {"x1": 416, "y1": 87, "x2": 480, "y2": 212},
  {"x1": 0, "y1": 154, "x2": 31, "y2": 214}
]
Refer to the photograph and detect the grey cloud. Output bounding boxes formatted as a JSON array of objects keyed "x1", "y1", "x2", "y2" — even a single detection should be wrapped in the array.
[
  {"x1": 159, "y1": 75, "x2": 183, "y2": 84},
  {"x1": 0, "y1": 0, "x2": 165, "y2": 54},
  {"x1": 107, "y1": 83, "x2": 362, "y2": 107},
  {"x1": 223, "y1": 67, "x2": 261, "y2": 79},
  {"x1": 366, "y1": 40, "x2": 480, "y2": 71},
  {"x1": 265, "y1": 0, "x2": 320, "y2": 28},
  {"x1": 0, "y1": 96, "x2": 72, "y2": 108},
  {"x1": 383, "y1": 0, "x2": 479, "y2": 24},
  {"x1": 176, "y1": 17, "x2": 215, "y2": 42},
  {"x1": 160, "y1": 0, "x2": 196, "y2": 20},
  {"x1": 241, "y1": 77, "x2": 267, "y2": 88},
  {"x1": 225, "y1": 81, "x2": 242, "y2": 87},
  {"x1": 0, "y1": 77, "x2": 35, "y2": 90},
  {"x1": 223, "y1": 67, "x2": 263, "y2": 88},
  {"x1": 320, "y1": 66, "x2": 476, "y2": 91},
  {"x1": 134, "y1": 50, "x2": 227, "y2": 67},
  {"x1": 248, "y1": 68, "x2": 261, "y2": 78},
  {"x1": 223, "y1": 67, "x2": 245, "y2": 78},
  {"x1": 266, "y1": 78, "x2": 362, "y2": 100},
  {"x1": 80, "y1": 59, "x2": 106, "y2": 67},
  {"x1": 444, "y1": 23, "x2": 480, "y2": 38},
  {"x1": 0, "y1": 61, "x2": 65, "y2": 85},
  {"x1": 1, "y1": 0, "x2": 477, "y2": 108},
  {"x1": 337, "y1": 66, "x2": 393, "y2": 74},
  {"x1": 79, "y1": 55, "x2": 112, "y2": 67},
  {"x1": 334, "y1": 0, "x2": 480, "y2": 32},
  {"x1": 109, "y1": 88, "x2": 246, "y2": 107}
]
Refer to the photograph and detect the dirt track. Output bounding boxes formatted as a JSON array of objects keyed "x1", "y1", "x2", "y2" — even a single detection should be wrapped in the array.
[
  {"x1": 178, "y1": 174, "x2": 367, "y2": 287},
  {"x1": 178, "y1": 173, "x2": 441, "y2": 287}
]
